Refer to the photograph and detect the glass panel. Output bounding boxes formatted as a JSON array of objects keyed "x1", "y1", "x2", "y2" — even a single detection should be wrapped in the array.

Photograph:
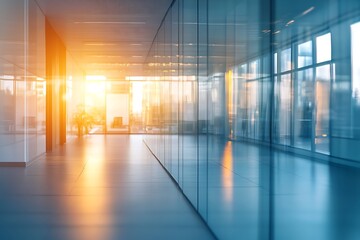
[
  {"x1": 226, "y1": 70, "x2": 235, "y2": 138},
  {"x1": 25, "y1": 0, "x2": 45, "y2": 160},
  {"x1": 235, "y1": 73, "x2": 247, "y2": 138},
  {"x1": 315, "y1": 65, "x2": 330, "y2": 154},
  {"x1": 84, "y1": 79, "x2": 106, "y2": 134},
  {"x1": 107, "y1": 89, "x2": 130, "y2": 133},
  {"x1": 67, "y1": 54, "x2": 85, "y2": 138},
  {"x1": 316, "y1": 33, "x2": 332, "y2": 63},
  {"x1": 198, "y1": 0, "x2": 208, "y2": 215},
  {"x1": 139, "y1": 0, "x2": 360, "y2": 239},
  {"x1": 129, "y1": 82, "x2": 145, "y2": 133},
  {"x1": 294, "y1": 69, "x2": 313, "y2": 150},
  {"x1": 247, "y1": 80, "x2": 259, "y2": 139},
  {"x1": 240, "y1": 64, "x2": 247, "y2": 78},
  {"x1": 263, "y1": 54, "x2": 270, "y2": 78},
  {"x1": 281, "y1": 48, "x2": 292, "y2": 72},
  {"x1": 249, "y1": 59, "x2": 260, "y2": 79},
  {"x1": 170, "y1": 1, "x2": 180, "y2": 183},
  {"x1": 298, "y1": 41, "x2": 313, "y2": 68},
  {"x1": 234, "y1": 63, "x2": 248, "y2": 138},
  {"x1": 351, "y1": 22, "x2": 360, "y2": 105},
  {"x1": 26, "y1": 72, "x2": 40, "y2": 160},
  {"x1": 0, "y1": 65, "x2": 23, "y2": 162},
  {"x1": 260, "y1": 78, "x2": 271, "y2": 141},
  {"x1": 274, "y1": 74, "x2": 292, "y2": 145},
  {"x1": 0, "y1": 1, "x2": 26, "y2": 163},
  {"x1": 181, "y1": 0, "x2": 198, "y2": 208}
]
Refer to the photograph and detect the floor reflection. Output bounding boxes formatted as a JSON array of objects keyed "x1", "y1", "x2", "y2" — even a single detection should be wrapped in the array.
[
  {"x1": 0, "y1": 135, "x2": 215, "y2": 240},
  {"x1": 148, "y1": 134, "x2": 360, "y2": 240},
  {"x1": 66, "y1": 138, "x2": 113, "y2": 240},
  {"x1": 221, "y1": 141, "x2": 233, "y2": 203}
]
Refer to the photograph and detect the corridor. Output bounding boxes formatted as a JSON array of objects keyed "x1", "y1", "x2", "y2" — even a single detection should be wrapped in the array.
[
  {"x1": 0, "y1": 135, "x2": 215, "y2": 240},
  {"x1": 1, "y1": 0, "x2": 360, "y2": 239}
]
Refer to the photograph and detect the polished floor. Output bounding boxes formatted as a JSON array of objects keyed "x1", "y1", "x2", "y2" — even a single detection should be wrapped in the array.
[
  {"x1": 0, "y1": 135, "x2": 215, "y2": 240},
  {"x1": 144, "y1": 135, "x2": 360, "y2": 240}
]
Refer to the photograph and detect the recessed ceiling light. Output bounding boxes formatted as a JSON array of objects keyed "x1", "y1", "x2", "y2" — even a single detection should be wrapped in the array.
[
  {"x1": 302, "y1": 6, "x2": 315, "y2": 16},
  {"x1": 286, "y1": 20, "x2": 295, "y2": 26}
]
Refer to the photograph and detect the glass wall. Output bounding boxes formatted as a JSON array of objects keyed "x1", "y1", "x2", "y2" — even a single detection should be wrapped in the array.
[
  {"x1": 144, "y1": 0, "x2": 360, "y2": 239},
  {"x1": 0, "y1": 0, "x2": 46, "y2": 164}
]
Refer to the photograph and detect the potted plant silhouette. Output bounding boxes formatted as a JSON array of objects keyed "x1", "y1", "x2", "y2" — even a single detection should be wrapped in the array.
[{"x1": 73, "y1": 105, "x2": 94, "y2": 137}]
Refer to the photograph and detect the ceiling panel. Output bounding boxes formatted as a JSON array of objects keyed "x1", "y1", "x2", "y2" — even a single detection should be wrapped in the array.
[{"x1": 35, "y1": 0, "x2": 173, "y2": 78}]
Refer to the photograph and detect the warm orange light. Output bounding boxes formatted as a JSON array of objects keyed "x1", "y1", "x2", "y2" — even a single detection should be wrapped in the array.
[
  {"x1": 222, "y1": 141, "x2": 234, "y2": 203},
  {"x1": 132, "y1": 82, "x2": 143, "y2": 114},
  {"x1": 86, "y1": 82, "x2": 106, "y2": 94},
  {"x1": 86, "y1": 75, "x2": 106, "y2": 81},
  {"x1": 85, "y1": 75, "x2": 107, "y2": 94},
  {"x1": 226, "y1": 70, "x2": 234, "y2": 115}
]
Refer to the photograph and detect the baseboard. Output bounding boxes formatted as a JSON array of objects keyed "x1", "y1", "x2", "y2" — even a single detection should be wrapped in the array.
[
  {"x1": 0, "y1": 162, "x2": 26, "y2": 167},
  {"x1": 0, "y1": 152, "x2": 46, "y2": 168}
]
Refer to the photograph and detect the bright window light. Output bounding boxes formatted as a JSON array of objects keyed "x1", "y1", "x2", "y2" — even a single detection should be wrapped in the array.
[
  {"x1": 86, "y1": 75, "x2": 106, "y2": 81},
  {"x1": 351, "y1": 22, "x2": 360, "y2": 103},
  {"x1": 0, "y1": 75, "x2": 15, "y2": 80},
  {"x1": 132, "y1": 83, "x2": 143, "y2": 114},
  {"x1": 316, "y1": 33, "x2": 332, "y2": 63},
  {"x1": 281, "y1": 48, "x2": 292, "y2": 72}
]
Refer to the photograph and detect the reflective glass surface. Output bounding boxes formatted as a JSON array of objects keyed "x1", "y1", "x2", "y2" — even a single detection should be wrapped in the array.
[
  {"x1": 0, "y1": 0, "x2": 45, "y2": 163},
  {"x1": 143, "y1": 0, "x2": 360, "y2": 239}
]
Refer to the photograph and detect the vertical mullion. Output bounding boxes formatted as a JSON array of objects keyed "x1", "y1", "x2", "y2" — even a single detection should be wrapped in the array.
[
  {"x1": 196, "y1": 0, "x2": 200, "y2": 210},
  {"x1": 24, "y1": 0, "x2": 29, "y2": 163}
]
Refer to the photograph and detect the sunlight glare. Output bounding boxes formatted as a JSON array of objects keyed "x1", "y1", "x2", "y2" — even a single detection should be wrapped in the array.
[
  {"x1": 132, "y1": 82, "x2": 143, "y2": 114},
  {"x1": 86, "y1": 75, "x2": 107, "y2": 81}
]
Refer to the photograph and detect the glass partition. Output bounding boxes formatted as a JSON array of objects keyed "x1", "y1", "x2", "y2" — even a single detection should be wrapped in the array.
[
  {"x1": 142, "y1": 0, "x2": 360, "y2": 239},
  {"x1": 0, "y1": 0, "x2": 45, "y2": 164}
]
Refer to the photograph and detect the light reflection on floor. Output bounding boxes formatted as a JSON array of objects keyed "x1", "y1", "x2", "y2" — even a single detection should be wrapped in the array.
[
  {"x1": 0, "y1": 135, "x2": 215, "y2": 240},
  {"x1": 221, "y1": 141, "x2": 233, "y2": 203},
  {"x1": 145, "y1": 134, "x2": 360, "y2": 240}
]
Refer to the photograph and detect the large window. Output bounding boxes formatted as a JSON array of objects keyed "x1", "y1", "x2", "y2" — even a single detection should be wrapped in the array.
[
  {"x1": 298, "y1": 41, "x2": 313, "y2": 68},
  {"x1": 351, "y1": 22, "x2": 360, "y2": 104},
  {"x1": 281, "y1": 48, "x2": 292, "y2": 72},
  {"x1": 142, "y1": 1, "x2": 360, "y2": 239},
  {"x1": 274, "y1": 47, "x2": 293, "y2": 145},
  {"x1": 272, "y1": 33, "x2": 332, "y2": 153},
  {"x1": 275, "y1": 74, "x2": 292, "y2": 145},
  {"x1": 0, "y1": 0, "x2": 46, "y2": 163},
  {"x1": 316, "y1": 33, "x2": 332, "y2": 63},
  {"x1": 294, "y1": 69, "x2": 313, "y2": 150},
  {"x1": 315, "y1": 65, "x2": 331, "y2": 153}
]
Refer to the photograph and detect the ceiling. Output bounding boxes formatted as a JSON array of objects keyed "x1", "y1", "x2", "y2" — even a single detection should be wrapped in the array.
[{"x1": 35, "y1": 0, "x2": 173, "y2": 79}]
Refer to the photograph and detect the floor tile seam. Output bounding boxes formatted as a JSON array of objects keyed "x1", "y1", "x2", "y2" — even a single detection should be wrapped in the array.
[
  {"x1": 212, "y1": 162, "x2": 258, "y2": 183},
  {"x1": 67, "y1": 153, "x2": 92, "y2": 195}
]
